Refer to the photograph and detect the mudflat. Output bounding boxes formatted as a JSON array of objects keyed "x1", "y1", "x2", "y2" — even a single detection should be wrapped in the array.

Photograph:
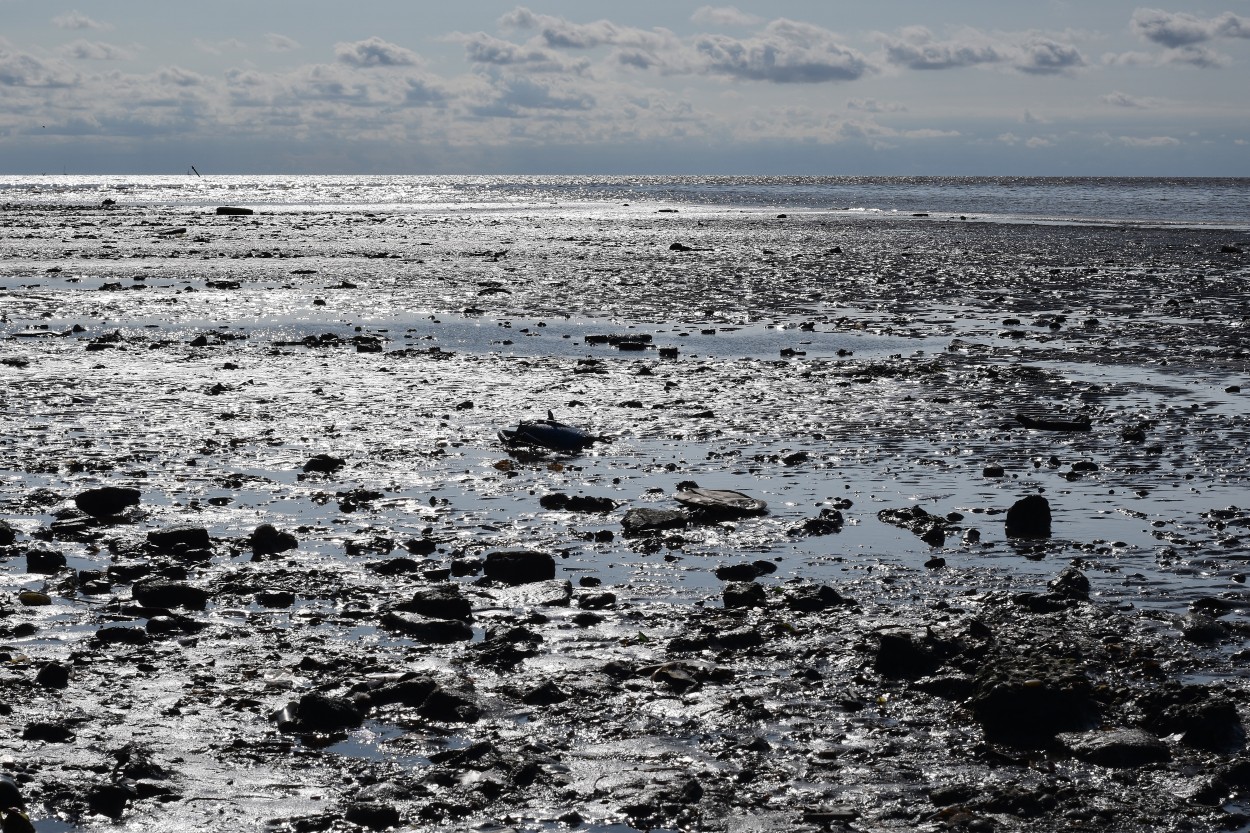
[{"x1": 1, "y1": 200, "x2": 1249, "y2": 831}]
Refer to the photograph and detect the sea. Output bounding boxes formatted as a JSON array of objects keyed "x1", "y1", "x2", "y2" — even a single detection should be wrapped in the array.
[{"x1": 2, "y1": 174, "x2": 1249, "y2": 230}]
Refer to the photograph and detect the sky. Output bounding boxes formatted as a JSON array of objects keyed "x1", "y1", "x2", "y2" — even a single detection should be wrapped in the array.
[{"x1": 2, "y1": 1, "x2": 1248, "y2": 175}]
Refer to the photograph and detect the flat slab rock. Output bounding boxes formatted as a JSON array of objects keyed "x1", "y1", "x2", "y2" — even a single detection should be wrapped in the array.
[{"x1": 1058, "y1": 728, "x2": 1172, "y2": 768}]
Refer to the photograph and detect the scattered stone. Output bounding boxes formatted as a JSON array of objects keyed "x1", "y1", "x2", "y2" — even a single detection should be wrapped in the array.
[
  {"x1": 483, "y1": 550, "x2": 556, "y2": 585},
  {"x1": 1005, "y1": 494, "x2": 1052, "y2": 538},
  {"x1": 621, "y1": 508, "x2": 687, "y2": 535},
  {"x1": 74, "y1": 486, "x2": 140, "y2": 517},
  {"x1": 249, "y1": 523, "x2": 298, "y2": 556},
  {"x1": 302, "y1": 454, "x2": 346, "y2": 474},
  {"x1": 380, "y1": 611, "x2": 473, "y2": 643},
  {"x1": 131, "y1": 579, "x2": 209, "y2": 610},
  {"x1": 25, "y1": 549, "x2": 66, "y2": 574},
  {"x1": 723, "y1": 581, "x2": 767, "y2": 609},
  {"x1": 35, "y1": 662, "x2": 70, "y2": 689},
  {"x1": 1058, "y1": 729, "x2": 1171, "y2": 768}
]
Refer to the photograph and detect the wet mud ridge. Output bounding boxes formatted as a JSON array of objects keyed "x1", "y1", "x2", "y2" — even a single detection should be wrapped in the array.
[{"x1": 0, "y1": 202, "x2": 1249, "y2": 831}]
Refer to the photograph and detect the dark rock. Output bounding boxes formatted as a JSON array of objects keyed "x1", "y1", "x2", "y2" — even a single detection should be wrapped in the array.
[
  {"x1": 365, "y1": 557, "x2": 421, "y2": 575},
  {"x1": 249, "y1": 523, "x2": 297, "y2": 555},
  {"x1": 983, "y1": 463, "x2": 1005, "y2": 477},
  {"x1": 521, "y1": 680, "x2": 570, "y2": 706},
  {"x1": 715, "y1": 562, "x2": 768, "y2": 581},
  {"x1": 146, "y1": 526, "x2": 211, "y2": 553},
  {"x1": 343, "y1": 803, "x2": 400, "y2": 831},
  {"x1": 1140, "y1": 683, "x2": 1245, "y2": 751},
  {"x1": 255, "y1": 590, "x2": 295, "y2": 608},
  {"x1": 418, "y1": 688, "x2": 481, "y2": 723},
  {"x1": 25, "y1": 549, "x2": 66, "y2": 574},
  {"x1": 74, "y1": 486, "x2": 140, "y2": 517},
  {"x1": 577, "y1": 591, "x2": 616, "y2": 610},
  {"x1": 723, "y1": 581, "x2": 767, "y2": 609},
  {"x1": 216, "y1": 206, "x2": 254, "y2": 216},
  {"x1": 785, "y1": 583, "x2": 853, "y2": 612},
  {"x1": 369, "y1": 676, "x2": 440, "y2": 708},
  {"x1": 483, "y1": 550, "x2": 556, "y2": 585},
  {"x1": 875, "y1": 631, "x2": 941, "y2": 679},
  {"x1": 621, "y1": 507, "x2": 688, "y2": 535},
  {"x1": 1005, "y1": 495, "x2": 1051, "y2": 538},
  {"x1": 35, "y1": 662, "x2": 70, "y2": 689},
  {"x1": 1048, "y1": 566, "x2": 1090, "y2": 601},
  {"x1": 969, "y1": 653, "x2": 1099, "y2": 745},
  {"x1": 86, "y1": 782, "x2": 136, "y2": 819},
  {"x1": 22, "y1": 721, "x2": 75, "y2": 743},
  {"x1": 0, "y1": 520, "x2": 15, "y2": 546},
  {"x1": 132, "y1": 579, "x2": 210, "y2": 610},
  {"x1": 396, "y1": 584, "x2": 473, "y2": 621},
  {"x1": 95, "y1": 625, "x2": 151, "y2": 646},
  {"x1": 540, "y1": 493, "x2": 617, "y2": 513},
  {"x1": 790, "y1": 508, "x2": 844, "y2": 536},
  {"x1": 0, "y1": 776, "x2": 23, "y2": 810},
  {"x1": 380, "y1": 611, "x2": 473, "y2": 643},
  {"x1": 282, "y1": 692, "x2": 363, "y2": 733},
  {"x1": 1058, "y1": 728, "x2": 1171, "y2": 768},
  {"x1": 302, "y1": 454, "x2": 346, "y2": 474},
  {"x1": 1182, "y1": 614, "x2": 1228, "y2": 644}
]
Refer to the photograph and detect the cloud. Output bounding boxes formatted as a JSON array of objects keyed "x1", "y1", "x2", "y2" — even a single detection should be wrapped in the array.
[
  {"x1": 1026, "y1": 137, "x2": 1053, "y2": 148},
  {"x1": 62, "y1": 39, "x2": 133, "y2": 61},
  {"x1": 195, "y1": 38, "x2": 247, "y2": 56},
  {"x1": 1016, "y1": 37, "x2": 1085, "y2": 74},
  {"x1": 492, "y1": 8, "x2": 871, "y2": 84},
  {"x1": 1130, "y1": 8, "x2": 1250, "y2": 48},
  {"x1": 692, "y1": 19, "x2": 873, "y2": 83},
  {"x1": 335, "y1": 37, "x2": 421, "y2": 68},
  {"x1": 846, "y1": 97, "x2": 906, "y2": 113},
  {"x1": 52, "y1": 11, "x2": 112, "y2": 31},
  {"x1": 158, "y1": 66, "x2": 207, "y2": 88},
  {"x1": 879, "y1": 26, "x2": 1084, "y2": 74},
  {"x1": 691, "y1": 6, "x2": 763, "y2": 27},
  {"x1": 1101, "y1": 90, "x2": 1155, "y2": 108},
  {"x1": 454, "y1": 31, "x2": 587, "y2": 73},
  {"x1": 880, "y1": 27, "x2": 1009, "y2": 70},
  {"x1": 1110, "y1": 133, "x2": 1185, "y2": 147},
  {"x1": 499, "y1": 6, "x2": 675, "y2": 51},
  {"x1": 1162, "y1": 44, "x2": 1231, "y2": 68},
  {"x1": 471, "y1": 77, "x2": 594, "y2": 117},
  {"x1": 0, "y1": 48, "x2": 79, "y2": 87},
  {"x1": 266, "y1": 34, "x2": 300, "y2": 52}
]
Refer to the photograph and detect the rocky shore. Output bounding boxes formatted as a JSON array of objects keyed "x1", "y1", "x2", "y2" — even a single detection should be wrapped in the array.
[{"x1": 1, "y1": 200, "x2": 1248, "y2": 831}]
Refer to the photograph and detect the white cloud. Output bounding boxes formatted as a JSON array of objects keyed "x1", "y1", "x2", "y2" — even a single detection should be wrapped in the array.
[
  {"x1": 1101, "y1": 90, "x2": 1156, "y2": 108},
  {"x1": 51, "y1": 11, "x2": 112, "y2": 31},
  {"x1": 693, "y1": 20, "x2": 873, "y2": 83},
  {"x1": 0, "y1": 48, "x2": 79, "y2": 87},
  {"x1": 499, "y1": 6, "x2": 675, "y2": 51},
  {"x1": 1115, "y1": 134, "x2": 1182, "y2": 147},
  {"x1": 266, "y1": 34, "x2": 300, "y2": 52},
  {"x1": 62, "y1": 39, "x2": 133, "y2": 61},
  {"x1": 691, "y1": 6, "x2": 763, "y2": 27},
  {"x1": 1130, "y1": 8, "x2": 1250, "y2": 48},
  {"x1": 846, "y1": 97, "x2": 906, "y2": 113},
  {"x1": 1026, "y1": 136, "x2": 1053, "y2": 148},
  {"x1": 879, "y1": 27, "x2": 1084, "y2": 74},
  {"x1": 334, "y1": 37, "x2": 422, "y2": 69}
]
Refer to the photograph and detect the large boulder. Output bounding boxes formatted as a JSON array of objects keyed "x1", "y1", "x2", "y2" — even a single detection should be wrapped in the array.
[
  {"x1": 74, "y1": 487, "x2": 140, "y2": 517},
  {"x1": 484, "y1": 550, "x2": 556, "y2": 585},
  {"x1": 1005, "y1": 495, "x2": 1052, "y2": 538}
]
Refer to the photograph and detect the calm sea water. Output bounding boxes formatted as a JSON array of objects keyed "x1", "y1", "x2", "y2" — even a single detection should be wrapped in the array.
[{"x1": 2, "y1": 174, "x2": 1248, "y2": 230}]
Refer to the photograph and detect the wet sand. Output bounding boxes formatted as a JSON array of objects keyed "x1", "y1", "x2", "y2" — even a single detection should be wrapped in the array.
[{"x1": 1, "y1": 201, "x2": 1249, "y2": 831}]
